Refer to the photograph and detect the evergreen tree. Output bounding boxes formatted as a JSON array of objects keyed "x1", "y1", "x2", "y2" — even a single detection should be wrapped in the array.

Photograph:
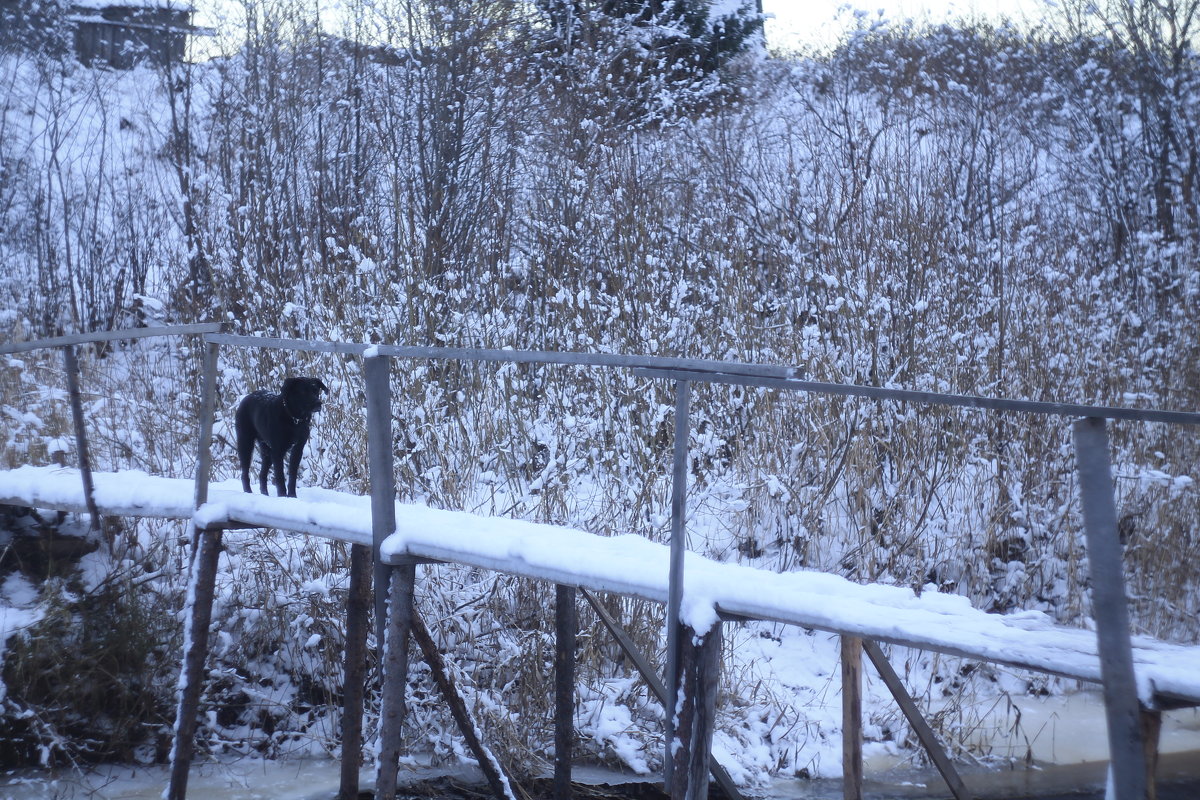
[{"x1": 536, "y1": 0, "x2": 763, "y2": 126}]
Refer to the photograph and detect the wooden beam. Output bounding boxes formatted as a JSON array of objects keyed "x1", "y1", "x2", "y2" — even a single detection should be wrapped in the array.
[
  {"x1": 555, "y1": 585, "x2": 577, "y2": 800},
  {"x1": 841, "y1": 636, "x2": 863, "y2": 800},
  {"x1": 410, "y1": 605, "x2": 518, "y2": 800},
  {"x1": 191, "y1": 339, "x2": 220, "y2": 536},
  {"x1": 167, "y1": 528, "x2": 222, "y2": 800},
  {"x1": 338, "y1": 544, "x2": 372, "y2": 800},
  {"x1": 5, "y1": 462, "x2": 1200, "y2": 709},
  {"x1": 166, "y1": 337, "x2": 222, "y2": 800},
  {"x1": 664, "y1": 380, "x2": 691, "y2": 793},
  {"x1": 365, "y1": 354, "x2": 397, "y2": 650},
  {"x1": 1141, "y1": 708, "x2": 1162, "y2": 800},
  {"x1": 861, "y1": 639, "x2": 970, "y2": 800}
]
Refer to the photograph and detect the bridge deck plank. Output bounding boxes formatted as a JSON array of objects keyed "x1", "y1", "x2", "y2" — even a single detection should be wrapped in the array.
[{"x1": 3, "y1": 465, "x2": 1198, "y2": 707}]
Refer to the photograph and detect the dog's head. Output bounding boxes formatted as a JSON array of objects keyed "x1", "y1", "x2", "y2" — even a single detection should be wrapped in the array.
[{"x1": 281, "y1": 376, "x2": 328, "y2": 419}]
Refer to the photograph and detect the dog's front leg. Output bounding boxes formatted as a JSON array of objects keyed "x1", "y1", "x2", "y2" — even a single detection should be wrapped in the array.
[
  {"x1": 286, "y1": 428, "x2": 309, "y2": 498},
  {"x1": 273, "y1": 448, "x2": 289, "y2": 497}
]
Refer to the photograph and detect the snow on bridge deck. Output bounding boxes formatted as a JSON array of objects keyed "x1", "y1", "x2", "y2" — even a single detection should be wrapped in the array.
[{"x1": 3, "y1": 464, "x2": 1199, "y2": 708}]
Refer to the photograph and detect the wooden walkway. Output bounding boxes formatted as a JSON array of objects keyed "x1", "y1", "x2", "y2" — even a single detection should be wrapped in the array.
[{"x1": 4, "y1": 465, "x2": 1200, "y2": 707}]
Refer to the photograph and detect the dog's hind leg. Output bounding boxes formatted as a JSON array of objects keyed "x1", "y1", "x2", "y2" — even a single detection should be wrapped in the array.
[
  {"x1": 258, "y1": 443, "x2": 274, "y2": 495},
  {"x1": 237, "y1": 441, "x2": 255, "y2": 494},
  {"x1": 235, "y1": 413, "x2": 257, "y2": 494}
]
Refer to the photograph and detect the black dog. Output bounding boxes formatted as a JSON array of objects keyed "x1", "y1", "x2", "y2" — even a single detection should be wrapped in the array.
[{"x1": 235, "y1": 377, "x2": 328, "y2": 497}]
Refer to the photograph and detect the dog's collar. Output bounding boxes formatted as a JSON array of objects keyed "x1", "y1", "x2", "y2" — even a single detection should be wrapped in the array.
[{"x1": 282, "y1": 397, "x2": 309, "y2": 425}]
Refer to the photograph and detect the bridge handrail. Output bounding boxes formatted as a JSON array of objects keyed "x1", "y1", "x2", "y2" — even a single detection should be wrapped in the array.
[
  {"x1": 6, "y1": 326, "x2": 1193, "y2": 425},
  {"x1": 203, "y1": 332, "x2": 805, "y2": 380},
  {"x1": 0, "y1": 323, "x2": 223, "y2": 355},
  {"x1": 636, "y1": 368, "x2": 1200, "y2": 426},
  {"x1": 204, "y1": 332, "x2": 1200, "y2": 426}
]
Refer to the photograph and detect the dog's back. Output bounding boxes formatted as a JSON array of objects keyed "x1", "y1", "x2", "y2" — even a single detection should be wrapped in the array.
[{"x1": 236, "y1": 390, "x2": 280, "y2": 434}]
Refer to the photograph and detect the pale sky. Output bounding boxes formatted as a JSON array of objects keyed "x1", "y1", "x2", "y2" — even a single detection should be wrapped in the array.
[
  {"x1": 762, "y1": 0, "x2": 1050, "y2": 50},
  {"x1": 193, "y1": 0, "x2": 1053, "y2": 54}
]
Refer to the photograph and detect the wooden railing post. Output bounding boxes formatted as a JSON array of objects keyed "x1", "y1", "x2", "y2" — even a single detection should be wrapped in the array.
[
  {"x1": 338, "y1": 543, "x2": 372, "y2": 799},
  {"x1": 669, "y1": 621, "x2": 721, "y2": 800},
  {"x1": 376, "y1": 562, "x2": 416, "y2": 799},
  {"x1": 580, "y1": 588, "x2": 746, "y2": 800},
  {"x1": 365, "y1": 353, "x2": 396, "y2": 652},
  {"x1": 61, "y1": 344, "x2": 106, "y2": 544},
  {"x1": 365, "y1": 352, "x2": 407, "y2": 797},
  {"x1": 189, "y1": 338, "x2": 219, "y2": 520},
  {"x1": 167, "y1": 527, "x2": 222, "y2": 800},
  {"x1": 1073, "y1": 417, "x2": 1147, "y2": 800},
  {"x1": 841, "y1": 636, "x2": 863, "y2": 800},
  {"x1": 664, "y1": 379, "x2": 691, "y2": 793},
  {"x1": 555, "y1": 584, "x2": 577, "y2": 800}
]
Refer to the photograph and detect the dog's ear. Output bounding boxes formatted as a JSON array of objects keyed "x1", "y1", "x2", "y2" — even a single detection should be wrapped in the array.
[
  {"x1": 281, "y1": 377, "x2": 301, "y2": 396},
  {"x1": 314, "y1": 378, "x2": 329, "y2": 393}
]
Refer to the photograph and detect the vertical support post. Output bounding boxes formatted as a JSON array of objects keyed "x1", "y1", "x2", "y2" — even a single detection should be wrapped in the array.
[
  {"x1": 338, "y1": 543, "x2": 372, "y2": 800},
  {"x1": 167, "y1": 336, "x2": 221, "y2": 800},
  {"x1": 167, "y1": 528, "x2": 222, "y2": 800},
  {"x1": 190, "y1": 339, "x2": 220, "y2": 515},
  {"x1": 61, "y1": 345, "x2": 104, "y2": 543},
  {"x1": 555, "y1": 584, "x2": 577, "y2": 800},
  {"x1": 669, "y1": 621, "x2": 721, "y2": 800},
  {"x1": 1073, "y1": 417, "x2": 1146, "y2": 800},
  {"x1": 664, "y1": 379, "x2": 691, "y2": 793},
  {"x1": 580, "y1": 588, "x2": 747, "y2": 800},
  {"x1": 365, "y1": 353, "x2": 396, "y2": 649},
  {"x1": 376, "y1": 562, "x2": 416, "y2": 800},
  {"x1": 841, "y1": 636, "x2": 863, "y2": 800},
  {"x1": 1141, "y1": 708, "x2": 1162, "y2": 800}
]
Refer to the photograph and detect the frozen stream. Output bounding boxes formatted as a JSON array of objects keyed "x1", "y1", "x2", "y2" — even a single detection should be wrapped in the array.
[{"x1": 2, "y1": 691, "x2": 1198, "y2": 800}]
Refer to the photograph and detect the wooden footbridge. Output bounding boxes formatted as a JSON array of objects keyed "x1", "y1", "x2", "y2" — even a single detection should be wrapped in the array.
[{"x1": 2, "y1": 324, "x2": 1200, "y2": 800}]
